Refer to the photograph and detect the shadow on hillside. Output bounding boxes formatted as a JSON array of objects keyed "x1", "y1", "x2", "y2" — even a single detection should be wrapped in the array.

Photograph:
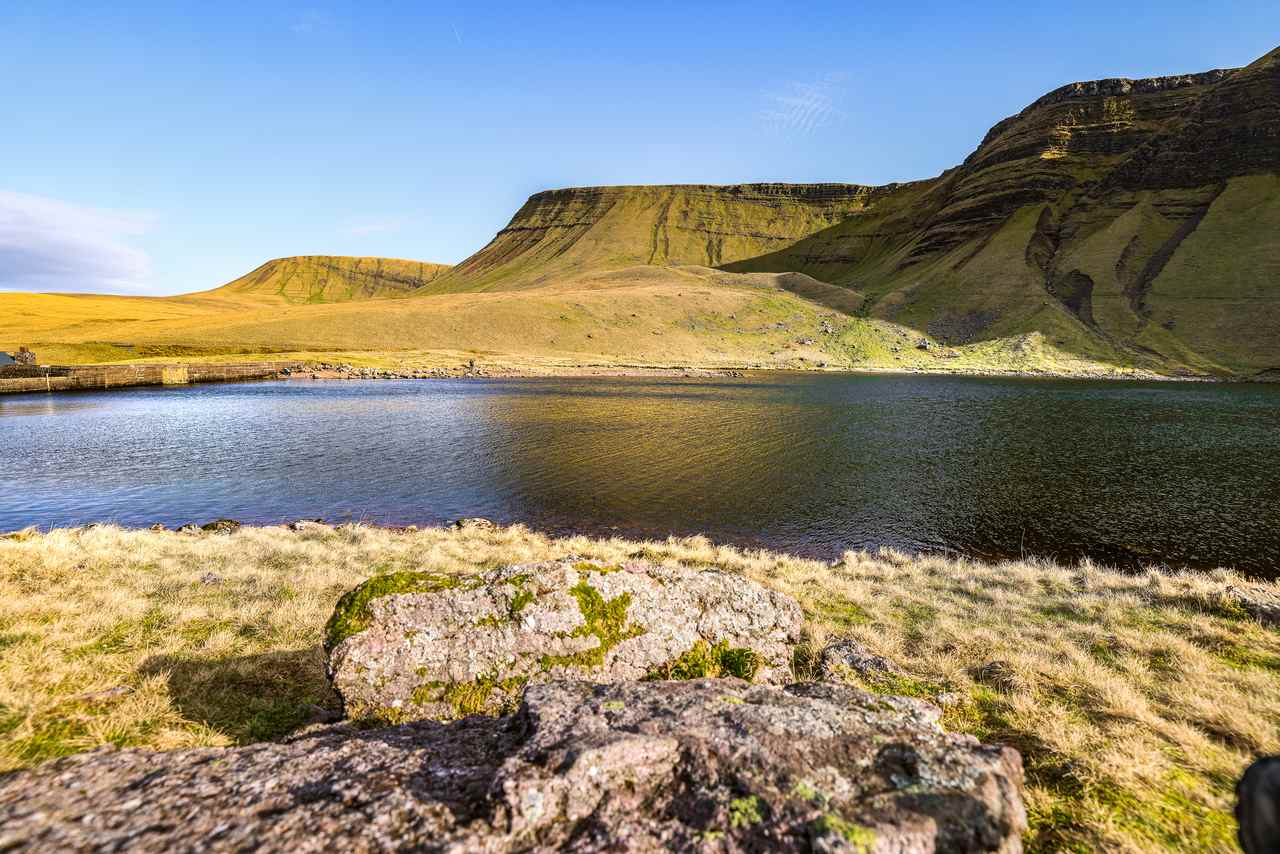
[{"x1": 139, "y1": 646, "x2": 341, "y2": 744}]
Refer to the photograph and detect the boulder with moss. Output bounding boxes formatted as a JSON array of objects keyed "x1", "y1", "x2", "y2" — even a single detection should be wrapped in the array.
[
  {"x1": 0, "y1": 679, "x2": 1026, "y2": 852},
  {"x1": 324, "y1": 558, "x2": 803, "y2": 721}
]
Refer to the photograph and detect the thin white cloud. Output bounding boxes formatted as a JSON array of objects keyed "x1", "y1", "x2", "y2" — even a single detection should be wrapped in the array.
[
  {"x1": 0, "y1": 190, "x2": 157, "y2": 294},
  {"x1": 759, "y1": 73, "x2": 849, "y2": 135}
]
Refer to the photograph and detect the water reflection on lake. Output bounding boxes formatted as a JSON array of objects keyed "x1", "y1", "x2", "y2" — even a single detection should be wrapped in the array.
[{"x1": 2, "y1": 374, "x2": 1278, "y2": 575}]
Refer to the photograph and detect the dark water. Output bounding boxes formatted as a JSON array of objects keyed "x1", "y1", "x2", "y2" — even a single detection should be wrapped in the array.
[{"x1": 2, "y1": 375, "x2": 1278, "y2": 575}]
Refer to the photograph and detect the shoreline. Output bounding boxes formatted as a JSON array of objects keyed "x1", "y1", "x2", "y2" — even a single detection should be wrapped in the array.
[{"x1": 2, "y1": 354, "x2": 1258, "y2": 396}]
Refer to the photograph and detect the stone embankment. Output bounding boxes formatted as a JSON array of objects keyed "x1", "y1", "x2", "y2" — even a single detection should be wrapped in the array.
[
  {"x1": 0, "y1": 559, "x2": 1028, "y2": 851},
  {"x1": 0, "y1": 362, "x2": 298, "y2": 394},
  {"x1": 286, "y1": 363, "x2": 747, "y2": 380}
]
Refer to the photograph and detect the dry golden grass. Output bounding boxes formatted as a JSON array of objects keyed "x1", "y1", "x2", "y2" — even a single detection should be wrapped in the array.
[
  {"x1": 2, "y1": 524, "x2": 1276, "y2": 851},
  {"x1": 0, "y1": 270, "x2": 1163, "y2": 380}
]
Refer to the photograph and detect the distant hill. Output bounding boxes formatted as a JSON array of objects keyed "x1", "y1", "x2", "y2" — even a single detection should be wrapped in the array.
[
  {"x1": 2, "y1": 45, "x2": 1276, "y2": 377},
  {"x1": 207, "y1": 256, "x2": 452, "y2": 303}
]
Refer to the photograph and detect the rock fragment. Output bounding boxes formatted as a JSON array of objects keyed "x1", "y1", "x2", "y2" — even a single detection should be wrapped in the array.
[
  {"x1": 0, "y1": 680, "x2": 1027, "y2": 853},
  {"x1": 325, "y1": 558, "x2": 803, "y2": 721}
]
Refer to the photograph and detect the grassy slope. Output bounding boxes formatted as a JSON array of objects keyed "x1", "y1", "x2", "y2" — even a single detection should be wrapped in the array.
[
  {"x1": 205, "y1": 255, "x2": 452, "y2": 303},
  {"x1": 3, "y1": 523, "x2": 1277, "y2": 852},
  {"x1": 0, "y1": 265, "x2": 1156, "y2": 378},
  {"x1": 3, "y1": 54, "x2": 1277, "y2": 377}
]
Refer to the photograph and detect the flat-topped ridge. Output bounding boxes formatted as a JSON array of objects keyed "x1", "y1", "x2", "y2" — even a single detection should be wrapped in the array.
[{"x1": 1028, "y1": 69, "x2": 1235, "y2": 109}]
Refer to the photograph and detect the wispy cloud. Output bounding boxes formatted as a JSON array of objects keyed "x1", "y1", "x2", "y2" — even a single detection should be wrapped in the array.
[
  {"x1": 758, "y1": 73, "x2": 848, "y2": 135},
  {"x1": 0, "y1": 190, "x2": 157, "y2": 294},
  {"x1": 342, "y1": 217, "x2": 406, "y2": 237}
]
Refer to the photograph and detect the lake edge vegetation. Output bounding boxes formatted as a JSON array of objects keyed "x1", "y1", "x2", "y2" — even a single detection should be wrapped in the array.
[{"x1": 2, "y1": 523, "x2": 1276, "y2": 852}]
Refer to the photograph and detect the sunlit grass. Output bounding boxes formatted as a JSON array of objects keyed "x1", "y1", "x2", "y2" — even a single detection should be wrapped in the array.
[{"x1": 1, "y1": 523, "x2": 1275, "y2": 851}]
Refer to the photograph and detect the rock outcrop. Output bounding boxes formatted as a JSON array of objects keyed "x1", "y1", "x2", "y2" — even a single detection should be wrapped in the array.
[
  {"x1": 415, "y1": 183, "x2": 906, "y2": 294},
  {"x1": 819, "y1": 638, "x2": 909, "y2": 682},
  {"x1": 0, "y1": 680, "x2": 1027, "y2": 853},
  {"x1": 325, "y1": 558, "x2": 803, "y2": 720}
]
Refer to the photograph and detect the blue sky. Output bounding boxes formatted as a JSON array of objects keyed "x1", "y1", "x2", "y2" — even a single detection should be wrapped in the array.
[{"x1": 2, "y1": 1, "x2": 1277, "y2": 295}]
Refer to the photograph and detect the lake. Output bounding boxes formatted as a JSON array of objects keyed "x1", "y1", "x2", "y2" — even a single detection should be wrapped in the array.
[{"x1": 2, "y1": 374, "x2": 1278, "y2": 576}]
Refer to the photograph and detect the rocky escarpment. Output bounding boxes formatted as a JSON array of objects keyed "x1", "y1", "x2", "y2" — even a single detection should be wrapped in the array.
[
  {"x1": 325, "y1": 558, "x2": 803, "y2": 721},
  {"x1": 726, "y1": 46, "x2": 1280, "y2": 376},
  {"x1": 0, "y1": 680, "x2": 1027, "y2": 853},
  {"x1": 416, "y1": 183, "x2": 911, "y2": 294},
  {"x1": 210, "y1": 255, "x2": 452, "y2": 303}
]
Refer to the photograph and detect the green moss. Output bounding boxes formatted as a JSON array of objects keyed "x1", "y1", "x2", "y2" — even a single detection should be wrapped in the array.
[
  {"x1": 791, "y1": 780, "x2": 823, "y2": 804},
  {"x1": 1027, "y1": 768, "x2": 1236, "y2": 854},
  {"x1": 443, "y1": 680, "x2": 495, "y2": 716},
  {"x1": 574, "y1": 561, "x2": 624, "y2": 575},
  {"x1": 538, "y1": 578, "x2": 645, "y2": 671},
  {"x1": 0, "y1": 631, "x2": 35, "y2": 651},
  {"x1": 646, "y1": 639, "x2": 761, "y2": 681},
  {"x1": 728, "y1": 795, "x2": 763, "y2": 828},
  {"x1": 411, "y1": 674, "x2": 530, "y2": 719},
  {"x1": 324, "y1": 571, "x2": 469, "y2": 651},
  {"x1": 1215, "y1": 643, "x2": 1280, "y2": 673},
  {"x1": 813, "y1": 814, "x2": 876, "y2": 852},
  {"x1": 811, "y1": 595, "x2": 873, "y2": 628},
  {"x1": 848, "y1": 669, "x2": 941, "y2": 702},
  {"x1": 509, "y1": 588, "x2": 535, "y2": 616}
]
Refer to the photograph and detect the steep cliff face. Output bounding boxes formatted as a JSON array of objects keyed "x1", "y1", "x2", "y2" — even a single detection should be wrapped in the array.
[
  {"x1": 210, "y1": 256, "x2": 451, "y2": 303},
  {"x1": 723, "y1": 48, "x2": 1280, "y2": 375},
  {"x1": 417, "y1": 183, "x2": 908, "y2": 294}
]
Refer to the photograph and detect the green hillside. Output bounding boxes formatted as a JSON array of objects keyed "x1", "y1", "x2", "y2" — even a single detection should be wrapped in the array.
[
  {"x1": 207, "y1": 256, "x2": 452, "y2": 303},
  {"x1": 3, "y1": 45, "x2": 1277, "y2": 378}
]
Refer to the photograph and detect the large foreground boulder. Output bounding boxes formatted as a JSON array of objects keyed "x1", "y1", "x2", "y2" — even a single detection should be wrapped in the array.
[
  {"x1": 0, "y1": 679, "x2": 1026, "y2": 852},
  {"x1": 325, "y1": 558, "x2": 804, "y2": 720}
]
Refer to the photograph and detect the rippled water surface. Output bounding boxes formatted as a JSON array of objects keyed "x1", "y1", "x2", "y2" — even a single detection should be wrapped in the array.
[{"x1": 3, "y1": 375, "x2": 1278, "y2": 575}]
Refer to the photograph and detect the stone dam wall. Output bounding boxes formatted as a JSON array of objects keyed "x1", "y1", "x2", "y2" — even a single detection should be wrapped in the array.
[{"x1": 0, "y1": 362, "x2": 299, "y2": 394}]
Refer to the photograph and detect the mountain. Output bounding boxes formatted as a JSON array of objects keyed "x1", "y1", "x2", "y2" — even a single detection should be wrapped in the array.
[
  {"x1": 418, "y1": 46, "x2": 1278, "y2": 376},
  {"x1": 208, "y1": 256, "x2": 452, "y2": 303},
  {"x1": 3, "y1": 45, "x2": 1276, "y2": 377},
  {"x1": 416, "y1": 183, "x2": 907, "y2": 294}
]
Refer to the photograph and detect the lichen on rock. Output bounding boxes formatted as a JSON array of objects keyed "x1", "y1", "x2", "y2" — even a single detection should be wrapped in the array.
[
  {"x1": 0, "y1": 680, "x2": 1028, "y2": 852},
  {"x1": 325, "y1": 557, "x2": 804, "y2": 721}
]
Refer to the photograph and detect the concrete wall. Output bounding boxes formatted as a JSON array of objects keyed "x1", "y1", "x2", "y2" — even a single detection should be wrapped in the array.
[{"x1": 0, "y1": 362, "x2": 297, "y2": 395}]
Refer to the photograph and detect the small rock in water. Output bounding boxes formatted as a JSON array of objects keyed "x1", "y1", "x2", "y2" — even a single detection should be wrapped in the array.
[{"x1": 325, "y1": 557, "x2": 804, "y2": 721}]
